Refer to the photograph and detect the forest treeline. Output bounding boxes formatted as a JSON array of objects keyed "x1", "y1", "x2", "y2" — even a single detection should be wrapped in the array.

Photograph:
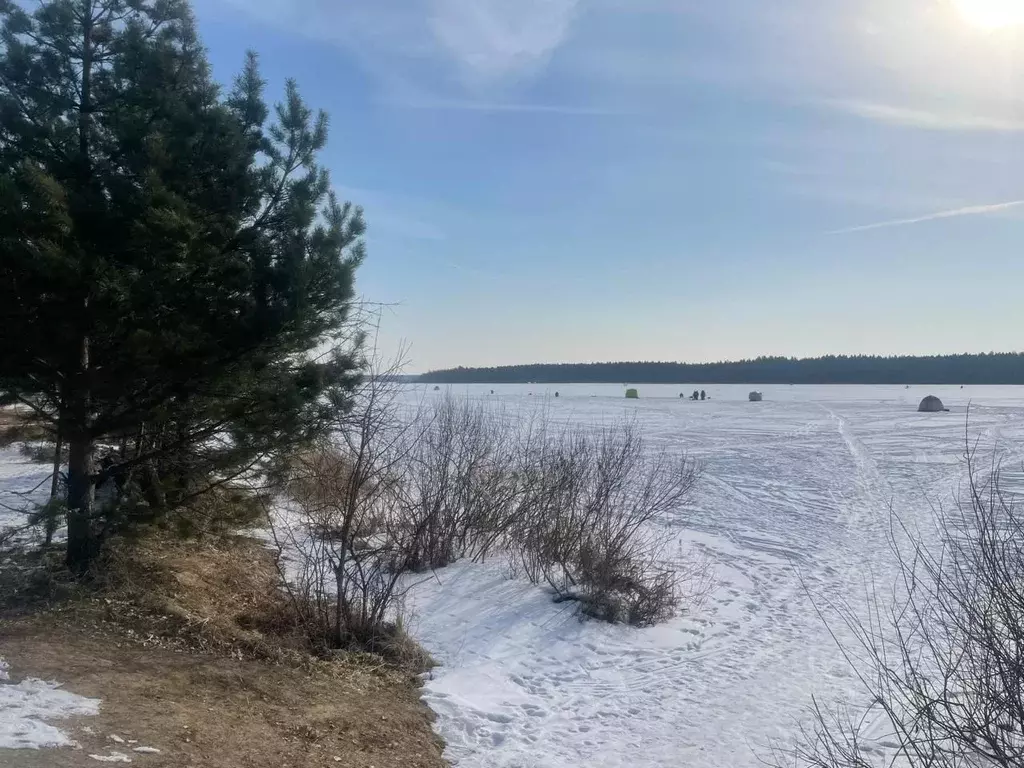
[{"x1": 419, "y1": 353, "x2": 1024, "y2": 385}]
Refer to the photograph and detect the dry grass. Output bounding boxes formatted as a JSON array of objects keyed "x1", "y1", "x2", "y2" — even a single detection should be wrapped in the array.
[
  {"x1": 0, "y1": 617, "x2": 445, "y2": 768},
  {"x1": 161, "y1": 489, "x2": 268, "y2": 538},
  {"x1": 94, "y1": 534, "x2": 300, "y2": 659},
  {"x1": 0, "y1": 535, "x2": 447, "y2": 768},
  {"x1": 0, "y1": 406, "x2": 49, "y2": 446}
]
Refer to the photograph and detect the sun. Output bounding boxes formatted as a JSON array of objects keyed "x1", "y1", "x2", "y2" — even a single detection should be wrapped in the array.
[{"x1": 952, "y1": 0, "x2": 1024, "y2": 30}]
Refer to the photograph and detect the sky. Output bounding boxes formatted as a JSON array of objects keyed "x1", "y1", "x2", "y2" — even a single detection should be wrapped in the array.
[{"x1": 192, "y1": 0, "x2": 1024, "y2": 372}]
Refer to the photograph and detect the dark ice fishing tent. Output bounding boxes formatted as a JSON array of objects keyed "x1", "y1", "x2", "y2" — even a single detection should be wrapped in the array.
[{"x1": 918, "y1": 395, "x2": 947, "y2": 413}]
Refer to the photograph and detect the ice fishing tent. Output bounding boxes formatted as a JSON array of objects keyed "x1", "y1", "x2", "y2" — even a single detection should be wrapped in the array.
[
  {"x1": 749, "y1": 391, "x2": 763, "y2": 402},
  {"x1": 918, "y1": 395, "x2": 946, "y2": 413},
  {"x1": 625, "y1": 389, "x2": 639, "y2": 399}
]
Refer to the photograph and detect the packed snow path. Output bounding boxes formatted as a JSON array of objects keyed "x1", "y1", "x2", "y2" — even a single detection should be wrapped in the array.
[{"x1": 404, "y1": 385, "x2": 1024, "y2": 768}]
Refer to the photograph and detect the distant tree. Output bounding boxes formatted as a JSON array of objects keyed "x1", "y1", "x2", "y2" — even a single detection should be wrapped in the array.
[
  {"x1": 418, "y1": 353, "x2": 1024, "y2": 386},
  {"x1": 0, "y1": 0, "x2": 365, "y2": 572}
]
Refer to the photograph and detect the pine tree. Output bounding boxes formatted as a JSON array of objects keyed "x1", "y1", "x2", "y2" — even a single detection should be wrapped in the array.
[{"x1": 0, "y1": 0, "x2": 365, "y2": 572}]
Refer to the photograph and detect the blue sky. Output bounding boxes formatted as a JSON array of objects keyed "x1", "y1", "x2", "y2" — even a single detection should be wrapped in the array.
[{"x1": 193, "y1": 0, "x2": 1024, "y2": 372}]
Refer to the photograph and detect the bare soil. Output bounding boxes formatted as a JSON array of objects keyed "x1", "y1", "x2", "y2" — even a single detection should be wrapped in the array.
[{"x1": 0, "y1": 537, "x2": 446, "y2": 768}]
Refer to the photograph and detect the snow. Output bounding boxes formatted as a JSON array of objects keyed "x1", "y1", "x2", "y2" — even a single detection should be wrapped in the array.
[
  {"x1": 0, "y1": 444, "x2": 58, "y2": 547},
  {"x1": 0, "y1": 449, "x2": 98, "y2": 753},
  {"x1": 0, "y1": 657, "x2": 100, "y2": 750},
  {"x1": 3, "y1": 384, "x2": 1022, "y2": 765},
  {"x1": 402, "y1": 384, "x2": 1024, "y2": 767}
]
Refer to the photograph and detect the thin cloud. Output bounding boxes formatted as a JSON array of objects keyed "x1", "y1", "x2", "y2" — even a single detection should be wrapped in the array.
[
  {"x1": 830, "y1": 100, "x2": 1024, "y2": 132},
  {"x1": 384, "y1": 96, "x2": 621, "y2": 115},
  {"x1": 829, "y1": 200, "x2": 1024, "y2": 235},
  {"x1": 212, "y1": 0, "x2": 583, "y2": 84},
  {"x1": 428, "y1": 0, "x2": 582, "y2": 81}
]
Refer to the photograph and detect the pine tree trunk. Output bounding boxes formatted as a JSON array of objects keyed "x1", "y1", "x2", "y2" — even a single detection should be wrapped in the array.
[
  {"x1": 65, "y1": 330, "x2": 96, "y2": 574},
  {"x1": 66, "y1": 333, "x2": 96, "y2": 573},
  {"x1": 66, "y1": 338, "x2": 95, "y2": 574},
  {"x1": 65, "y1": 429, "x2": 96, "y2": 574},
  {"x1": 65, "y1": 1, "x2": 97, "y2": 576}
]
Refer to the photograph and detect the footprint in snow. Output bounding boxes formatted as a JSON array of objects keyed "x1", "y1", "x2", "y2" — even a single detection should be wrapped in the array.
[{"x1": 483, "y1": 711, "x2": 514, "y2": 724}]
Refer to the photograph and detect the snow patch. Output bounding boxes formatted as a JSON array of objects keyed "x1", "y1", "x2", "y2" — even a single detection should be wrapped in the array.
[{"x1": 0, "y1": 656, "x2": 101, "y2": 750}]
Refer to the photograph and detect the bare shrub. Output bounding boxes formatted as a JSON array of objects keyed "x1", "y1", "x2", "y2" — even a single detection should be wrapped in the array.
[
  {"x1": 403, "y1": 394, "x2": 519, "y2": 570},
  {"x1": 0, "y1": 409, "x2": 49, "y2": 449},
  {"x1": 399, "y1": 402, "x2": 704, "y2": 626},
  {"x1": 576, "y1": 542, "x2": 682, "y2": 626},
  {"x1": 269, "y1": 349, "x2": 436, "y2": 667},
  {"x1": 274, "y1": 362, "x2": 703, "y2": 646},
  {"x1": 19, "y1": 441, "x2": 56, "y2": 464},
  {"x1": 777, "y1": 425, "x2": 1024, "y2": 767},
  {"x1": 511, "y1": 418, "x2": 702, "y2": 626}
]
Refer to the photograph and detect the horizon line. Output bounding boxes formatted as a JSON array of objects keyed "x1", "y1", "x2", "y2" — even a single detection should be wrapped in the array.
[{"x1": 413, "y1": 350, "x2": 1024, "y2": 374}]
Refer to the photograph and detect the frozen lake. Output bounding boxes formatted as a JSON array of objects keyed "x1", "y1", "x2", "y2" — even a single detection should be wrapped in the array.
[{"x1": 403, "y1": 384, "x2": 1024, "y2": 767}]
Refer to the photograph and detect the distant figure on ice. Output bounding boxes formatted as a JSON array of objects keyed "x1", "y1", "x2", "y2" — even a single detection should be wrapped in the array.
[
  {"x1": 555, "y1": 391, "x2": 560, "y2": 398},
  {"x1": 692, "y1": 390, "x2": 700, "y2": 401},
  {"x1": 700, "y1": 390, "x2": 706, "y2": 401}
]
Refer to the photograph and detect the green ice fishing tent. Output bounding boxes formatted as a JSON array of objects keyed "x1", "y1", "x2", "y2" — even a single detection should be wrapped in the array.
[{"x1": 625, "y1": 389, "x2": 639, "y2": 399}]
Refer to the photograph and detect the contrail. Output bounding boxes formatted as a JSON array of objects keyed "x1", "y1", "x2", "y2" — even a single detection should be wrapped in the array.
[{"x1": 829, "y1": 200, "x2": 1024, "y2": 235}]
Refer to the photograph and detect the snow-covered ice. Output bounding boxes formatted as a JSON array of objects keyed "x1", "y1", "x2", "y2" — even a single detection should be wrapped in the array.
[
  {"x1": 403, "y1": 384, "x2": 1024, "y2": 767},
  {"x1": 0, "y1": 657, "x2": 100, "y2": 750}
]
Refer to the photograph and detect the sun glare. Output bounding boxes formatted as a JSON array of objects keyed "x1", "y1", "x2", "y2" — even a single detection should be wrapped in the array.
[{"x1": 953, "y1": 0, "x2": 1024, "y2": 30}]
